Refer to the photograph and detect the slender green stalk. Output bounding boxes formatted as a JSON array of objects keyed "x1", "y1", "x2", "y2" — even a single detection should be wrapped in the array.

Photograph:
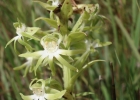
[
  {"x1": 115, "y1": 16, "x2": 140, "y2": 62},
  {"x1": 106, "y1": 0, "x2": 118, "y2": 47},
  {"x1": 136, "y1": 0, "x2": 140, "y2": 12}
]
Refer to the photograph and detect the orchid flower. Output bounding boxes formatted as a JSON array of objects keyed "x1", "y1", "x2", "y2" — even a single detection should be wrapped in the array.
[
  {"x1": 5, "y1": 21, "x2": 40, "y2": 52},
  {"x1": 13, "y1": 57, "x2": 37, "y2": 77},
  {"x1": 19, "y1": 33, "x2": 85, "y2": 75},
  {"x1": 34, "y1": 0, "x2": 60, "y2": 12},
  {"x1": 20, "y1": 78, "x2": 66, "y2": 100}
]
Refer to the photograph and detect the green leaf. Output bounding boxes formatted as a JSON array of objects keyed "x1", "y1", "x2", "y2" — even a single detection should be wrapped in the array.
[
  {"x1": 50, "y1": 11, "x2": 55, "y2": 20},
  {"x1": 60, "y1": 56, "x2": 73, "y2": 63},
  {"x1": 34, "y1": 1, "x2": 57, "y2": 11},
  {"x1": 74, "y1": 50, "x2": 90, "y2": 69},
  {"x1": 45, "y1": 87, "x2": 60, "y2": 93},
  {"x1": 61, "y1": 0, "x2": 73, "y2": 19},
  {"x1": 67, "y1": 32, "x2": 86, "y2": 45},
  {"x1": 44, "y1": 90, "x2": 66, "y2": 99},
  {"x1": 58, "y1": 49, "x2": 85, "y2": 56},
  {"x1": 35, "y1": 17, "x2": 67, "y2": 35},
  {"x1": 71, "y1": 41, "x2": 86, "y2": 49},
  {"x1": 48, "y1": 55, "x2": 56, "y2": 76},
  {"x1": 72, "y1": 11, "x2": 90, "y2": 32},
  {"x1": 76, "y1": 92, "x2": 94, "y2": 97},
  {"x1": 35, "y1": 17, "x2": 58, "y2": 28},
  {"x1": 45, "y1": 79, "x2": 62, "y2": 90},
  {"x1": 70, "y1": 60, "x2": 105, "y2": 88},
  {"x1": 55, "y1": 54, "x2": 78, "y2": 72}
]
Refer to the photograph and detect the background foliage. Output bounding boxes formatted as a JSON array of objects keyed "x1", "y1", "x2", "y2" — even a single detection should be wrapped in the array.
[{"x1": 0, "y1": 0, "x2": 140, "y2": 100}]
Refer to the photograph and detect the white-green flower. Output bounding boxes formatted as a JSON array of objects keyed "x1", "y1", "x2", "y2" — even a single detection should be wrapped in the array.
[
  {"x1": 5, "y1": 22, "x2": 40, "y2": 52},
  {"x1": 19, "y1": 33, "x2": 85, "y2": 75},
  {"x1": 20, "y1": 89, "x2": 66, "y2": 100},
  {"x1": 20, "y1": 78, "x2": 66, "y2": 100},
  {"x1": 16, "y1": 23, "x2": 26, "y2": 36}
]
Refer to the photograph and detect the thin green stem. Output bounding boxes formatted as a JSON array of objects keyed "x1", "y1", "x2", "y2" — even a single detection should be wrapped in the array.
[
  {"x1": 106, "y1": 0, "x2": 118, "y2": 47},
  {"x1": 115, "y1": 16, "x2": 140, "y2": 62},
  {"x1": 63, "y1": 65, "x2": 71, "y2": 91}
]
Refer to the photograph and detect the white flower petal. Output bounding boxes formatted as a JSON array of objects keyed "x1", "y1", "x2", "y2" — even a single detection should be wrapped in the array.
[
  {"x1": 16, "y1": 23, "x2": 26, "y2": 35},
  {"x1": 52, "y1": 0, "x2": 59, "y2": 6}
]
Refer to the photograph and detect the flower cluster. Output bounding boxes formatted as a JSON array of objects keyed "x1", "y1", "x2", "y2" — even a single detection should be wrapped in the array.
[{"x1": 6, "y1": 0, "x2": 111, "y2": 99}]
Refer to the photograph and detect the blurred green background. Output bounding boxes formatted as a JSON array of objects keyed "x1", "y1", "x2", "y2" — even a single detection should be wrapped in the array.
[{"x1": 0, "y1": 0, "x2": 140, "y2": 100}]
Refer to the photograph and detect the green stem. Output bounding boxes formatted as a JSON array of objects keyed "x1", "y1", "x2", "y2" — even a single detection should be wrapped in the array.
[
  {"x1": 64, "y1": 91, "x2": 74, "y2": 100},
  {"x1": 106, "y1": 0, "x2": 118, "y2": 47},
  {"x1": 63, "y1": 65, "x2": 74, "y2": 99},
  {"x1": 115, "y1": 16, "x2": 140, "y2": 62},
  {"x1": 63, "y1": 65, "x2": 71, "y2": 91}
]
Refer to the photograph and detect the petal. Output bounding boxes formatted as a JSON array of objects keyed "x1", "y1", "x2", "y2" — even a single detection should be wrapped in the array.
[
  {"x1": 42, "y1": 56, "x2": 49, "y2": 66},
  {"x1": 29, "y1": 78, "x2": 38, "y2": 90},
  {"x1": 21, "y1": 32, "x2": 40, "y2": 41},
  {"x1": 45, "y1": 80, "x2": 62, "y2": 91},
  {"x1": 26, "y1": 27, "x2": 40, "y2": 35},
  {"x1": 18, "y1": 38, "x2": 33, "y2": 51},
  {"x1": 5, "y1": 37, "x2": 16, "y2": 48},
  {"x1": 14, "y1": 39, "x2": 19, "y2": 54},
  {"x1": 45, "y1": 87, "x2": 60, "y2": 93},
  {"x1": 37, "y1": 79, "x2": 45, "y2": 89},
  {"x1": 55, "y1": 55, "x2": 78, "y2": 72},
  {"x1": 23, "y1": 66, "x2": 30, "y2": 77},
  {"x1": 44, "y1": 90, "x2": 66, "y2": 99},
  {"x1": 20, "y1": 93, "x2": 34, "y2": 100},
  {"x1": 13, "y1": 63, "x2": 27, "y2": 70},
  {"x1": 34, "y1": 55, "x2": 47, "y2": 76},
  {"x1": 48, "y1": 55, "x2": 56, "y2": 76},
  {"x1": 19, "y1": 51, "x2": 43, "y2": 58}
]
